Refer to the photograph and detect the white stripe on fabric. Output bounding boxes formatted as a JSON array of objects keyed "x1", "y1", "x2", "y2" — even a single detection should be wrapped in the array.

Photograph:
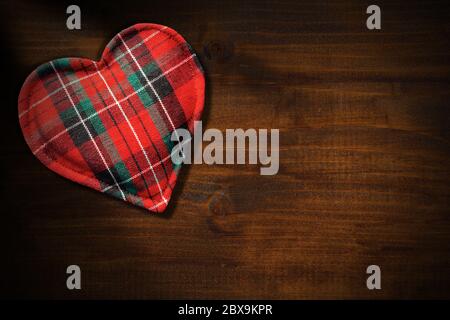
[
  {"x1": 50, "y1": 61, "x2": 127, "y2": 200},
  {"x1": 94, "y1": 62, "x2": 168, "y2": 205},
  {"x1": 117, "y1": 33, "x2": 183, "y2": 145}
]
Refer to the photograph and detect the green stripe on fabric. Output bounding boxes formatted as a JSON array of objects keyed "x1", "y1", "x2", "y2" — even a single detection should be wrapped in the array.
[
  {"x1": 53, "y1": 58, "x2": 71, "y2": 69},
  {"x1": 128, "y1": 72, "x2": 154, "y2": 108},
  {"x1": 77, "y1": 99, "x2": 106, "y2": 135},
  {"x1": 60, "y1": 107, "x2": 77, "y2": 123},
  {"x1": 114, "y1": 161, "x2": 137, "y2": 195},
  {"x1": 77, "y1": 99, "x2": 96, "y2": 117},
  {"x1": 142, "y1": 62, "x2": 158, "y2": 76},
  {"x1": 36, "y1": 64, "x2": 53, "y2": 78}
]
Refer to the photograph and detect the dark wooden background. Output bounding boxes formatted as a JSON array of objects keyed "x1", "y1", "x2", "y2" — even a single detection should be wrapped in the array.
[{"x1": 1, "y1": 0, "x2": 449, "y2": 299}]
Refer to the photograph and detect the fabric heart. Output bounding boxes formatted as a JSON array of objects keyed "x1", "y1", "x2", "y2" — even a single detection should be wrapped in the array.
[{"x1": 18, "y1": 23, "x2": 205, "y2": 213}]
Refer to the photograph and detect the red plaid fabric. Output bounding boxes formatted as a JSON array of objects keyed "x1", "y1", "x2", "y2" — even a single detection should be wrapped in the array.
[{"x1": 18, "y1": 23, "x2": 205, "y2": 213}]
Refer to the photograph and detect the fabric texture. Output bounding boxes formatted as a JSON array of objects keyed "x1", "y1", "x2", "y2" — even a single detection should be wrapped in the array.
[{"x1": 18, "y1": 23, "x2": 205, "y2": 213}]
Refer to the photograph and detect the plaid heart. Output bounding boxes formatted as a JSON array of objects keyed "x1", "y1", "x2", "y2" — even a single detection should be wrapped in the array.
[{"x1": 18, "y1": 24, "x2": 205, "y2": 213}]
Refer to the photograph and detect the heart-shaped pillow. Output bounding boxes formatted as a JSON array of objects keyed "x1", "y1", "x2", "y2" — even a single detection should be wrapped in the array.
[{"x1": 18, "y1": 23, "x2": 205, "y2": 213}]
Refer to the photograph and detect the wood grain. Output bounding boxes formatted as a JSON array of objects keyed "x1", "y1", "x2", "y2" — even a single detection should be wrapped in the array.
[{"x1": 1, "y1": 0, "x2": 449, "y2": 299}]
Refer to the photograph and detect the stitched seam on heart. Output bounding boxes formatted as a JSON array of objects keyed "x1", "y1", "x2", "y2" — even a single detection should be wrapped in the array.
[{"x1": 19, "y1": 24, "x2": 205, "y2": 211}]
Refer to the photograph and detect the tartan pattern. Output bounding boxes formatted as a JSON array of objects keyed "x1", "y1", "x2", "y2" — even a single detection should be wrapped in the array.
[{"x1": 18, "y1": 24, "x2": 205, "y2": 213}]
